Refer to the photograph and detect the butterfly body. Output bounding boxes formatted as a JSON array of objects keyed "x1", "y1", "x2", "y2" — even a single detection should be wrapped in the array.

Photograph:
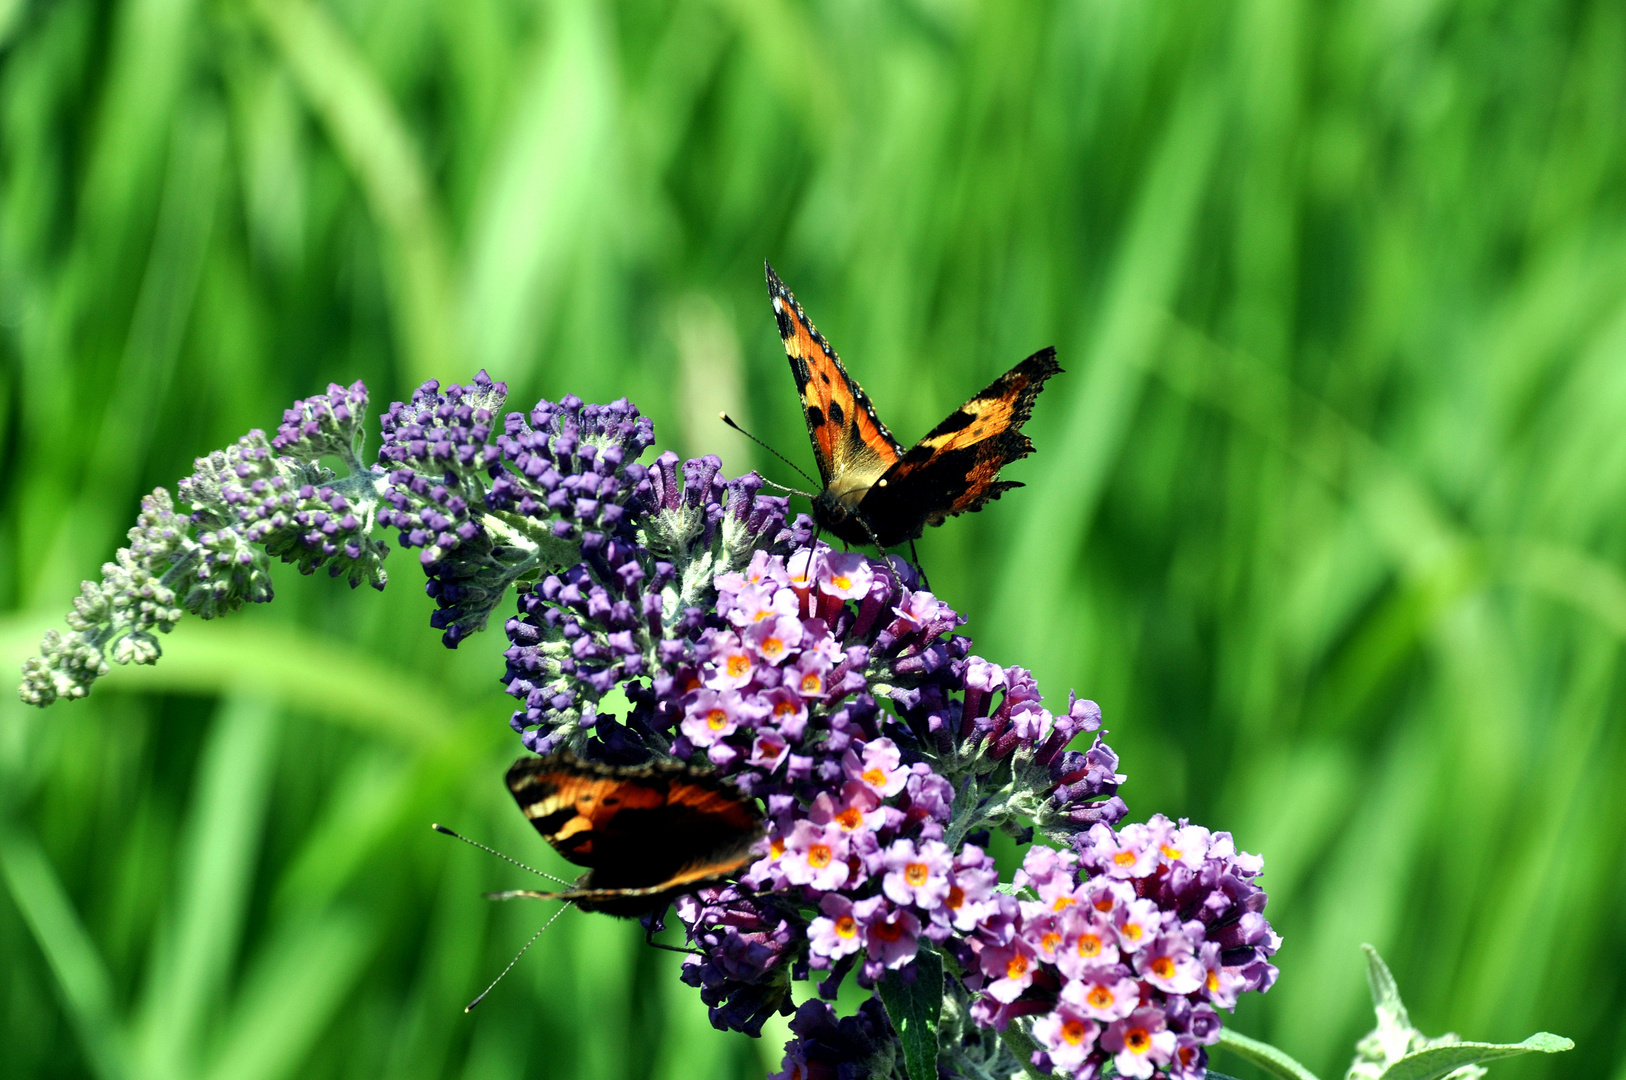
[
  {"x1": 505, "y1": 752, "x2": 764, "y2": 918},
  {"x1": 766, "y1": 262, "x2": 1061, "y2": 548}
]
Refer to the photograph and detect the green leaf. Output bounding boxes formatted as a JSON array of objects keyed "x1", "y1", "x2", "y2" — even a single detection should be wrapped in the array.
[
  {"x1": 1217, "y1": 1026, "x2": 1323, "y2": 1080},
  {"x1": 1377, "y1": 1034, "x2": 1574, "y2": 1080},
  {"x1": 877, "y1": 948, "x2": 943, "y2": 1080},
  {"x1": 1363, "y1": 943, "x2": 1414, "y2": 1063}
]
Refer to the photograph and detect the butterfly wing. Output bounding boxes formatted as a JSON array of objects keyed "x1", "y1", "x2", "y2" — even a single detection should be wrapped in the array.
[
  {"x1": 859, "y1": 347, "x2": 1062, "y2": 544},
  {"x1": 489, "y1": 852, "x2": 767, "y2": 917},
  {"x1": 506, "y1": 754, "x2": 764, "y2": 896},
  {"x1": 766, "y1": 262, "x2": 902, "y2": 501}
]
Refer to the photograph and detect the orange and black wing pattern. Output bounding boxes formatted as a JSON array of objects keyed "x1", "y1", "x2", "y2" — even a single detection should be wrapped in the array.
[
  {"x1": 766, "y1": 262, "x2": 902, "y2": 500},
  {"x1": 505, "y1": 752, "x2": 764, "y2": 917},
  {"x1": 858, "y1": 347, "x2": 1062, "y2": 546}
]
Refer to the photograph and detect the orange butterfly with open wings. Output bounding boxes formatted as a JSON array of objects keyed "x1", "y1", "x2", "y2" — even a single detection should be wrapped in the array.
[{"x1": 765, "y1": 262, "x2": 1061, "y2": 551}]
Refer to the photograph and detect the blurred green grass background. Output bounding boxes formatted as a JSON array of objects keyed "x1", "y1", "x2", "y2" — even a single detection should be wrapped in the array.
[{"x1": 2, "y1": 0, "x2": 1624, "y2": 1077}]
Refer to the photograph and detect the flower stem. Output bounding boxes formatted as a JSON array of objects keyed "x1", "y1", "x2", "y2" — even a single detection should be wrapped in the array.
[
  {"x1": 995, "y1": 1019, "x2": 1046, "y2": 1080},
  {"x1": 1216, "y1": 1027, "x2": 1322, "y2": 1080}
]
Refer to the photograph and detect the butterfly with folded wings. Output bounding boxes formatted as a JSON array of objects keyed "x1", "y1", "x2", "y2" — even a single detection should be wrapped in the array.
[
  {"x1": 765, "y1": 262, "x2": 1062, "y2": 551},
  {"x1": 490, "y1": 752, "x2": 765, "y2": 919}
]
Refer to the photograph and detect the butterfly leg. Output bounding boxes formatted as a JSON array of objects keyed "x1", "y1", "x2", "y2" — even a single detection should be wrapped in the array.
[
  {"x1": 909, "y1": 540, "x2": 933, "y2": 593},
  {"x1": 851, "y1": 516, "x2": 904, "y2": 596},
  {"x1": 643, "y1": 919, "x2": 700, "y2": 955}
]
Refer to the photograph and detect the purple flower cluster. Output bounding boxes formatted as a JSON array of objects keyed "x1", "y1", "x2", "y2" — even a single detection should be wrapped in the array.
[
  {"x1": 272, "y1": 379, "x2": 370, "y2": 465},
  {"x1": 769, "y1": 998, "x2": 898, "y2": 1080},
  {"x1": 182, "y1": 429, "x2": 389, "y2": 591},
  {"x1": 377, "y1": 380, "x2": 666, "y2": 646},
  {"x1": 516, "y1": 536, "x2": 1151, "y2": 1076},
  {"x1": 23, "y1": 382, "x2": 397, "y2": 705},
  {"x1": 958, "y1": 821, "x2": 1279, "y2": 1079},
  {"x1": 487, "y1": 395, "x2": 656, "y2": 541},
  {"x1": 501, "y1": 451, "x2": 795, "y2": 754},
  {"x1": 24, "y1": 376, "x2": 1286, "y2": 1080},
  {"x1": 377, "y1": 372, "x2": 509, "y2": 571}
]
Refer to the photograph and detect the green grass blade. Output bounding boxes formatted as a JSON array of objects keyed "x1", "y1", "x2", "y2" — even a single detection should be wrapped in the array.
[
  {"x1": 132, "y1": 694, "x2": 279, "y2": 1079},
  {"x1": 0, "y1": 823, "x2": 130, "y2": 1080},
  {"x1": 201, "y1": 911, "x2": 377, "y2": 1080},
  {"x1": 248, "y1": 0, "x2": 457, "y2": 384}
]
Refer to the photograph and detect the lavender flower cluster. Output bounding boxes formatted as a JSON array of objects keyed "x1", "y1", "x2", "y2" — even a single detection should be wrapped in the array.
[
  {"x1": 21, "y1": 374, "x2": 1283, "y2": 1080},
  {"x1": 20, "y1": 381, "x2": 389, "y2": 705},
  {"x1": 962, "y1": 822, "x2": 1279, "y2": 1079},
  {"x1": 517, "y1": 535, "x2": 1275, "y2": 1079}
]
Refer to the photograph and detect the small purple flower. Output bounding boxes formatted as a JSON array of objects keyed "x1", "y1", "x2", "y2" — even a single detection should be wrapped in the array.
[
  {"x1": 706, "y1": 630, "x2": 757, "y2": 689},
  {"x1": 1170, "y1": 1035, "x2": 1208, "y2": 1080},
  {"x1": 724, "y1": 581, "x2": 797, "y2": 626},
  {"x1": 980, "y1": 938, "x2": 1039, "y2": 1003},
  {"x1": 1157, "y1": 821, "x2": 1211, "y2": 869},
  {"x1": 855, "y1": 896, "x2": 920, "y2": 970},
  {"x1": 682, "y1": 688, "x2": 748, "y2": 746},
  {"x1": 1062, "y1": 964, "x2": 1141, "y2": 1022},
  {"x1": 807, "y1": 894, "x2": 864, "y2": 963},
  {"x1": 787, "y1": 652, "x2": 831, "y2": 698},
  {"x1": 817, "y1": 551, "x2": 874, "y2": 600},
  {"x1": 881, "y1": 838, "x2": 953, "y2": 910},
  {"x1": 748, "y1": 731, "x2": 791, "y2": 771},
  {"x1": 845, "y1": 737, "x2": 908, "y2": 797},
  {"x1": 1198, "y1": 941, "x2": 1249, "y2": 1009},
  {"x1": 1136, "y1": 928, "x2": 1205, "y2": 995},
  {"x1": 1033, "y1": 1003, "x2": 1103, "y2": 1074},
  {"x1": 1056, "y1": 908, "x2": 1121, "y2": 976},
  {"x1": 747, "y1": 614, "x2": 803, "y2": 665},
  {"x1": 1102, "y1": 1007, "x2": 1176, "y2": 1080},
  {"x1": 936, "y1": 849, "x2": 999, "y2": 932},
  {"x1": 1115, "y1": 897, "x2": 1162, "y2": 953},
  {"x1": 760, "y1": 686, "x2": 809, "y2": 740},
  {"x1": 1089, "y1": 820, "x2": 1161, "y2": 879},
  {"x1": 809, "y1": 782, "x2": 886, "y2": 835},
  {"x1": 781, "y1": 820, "x2": 851, "y2": 891}
]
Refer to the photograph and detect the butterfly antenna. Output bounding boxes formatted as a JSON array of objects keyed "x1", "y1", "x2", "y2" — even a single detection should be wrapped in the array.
[
  {"x1": 431, "y1": 823, "x2": 573, "y2": 886},
  {"x1": 464, "y1": 902, "x2": 572, "y2": 1012},
  {"x1": 719, "y1": 413, "x2": 819, "y2": 492}
]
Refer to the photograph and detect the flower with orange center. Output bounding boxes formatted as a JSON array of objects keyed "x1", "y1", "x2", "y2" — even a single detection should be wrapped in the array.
[
  {"x1": 679, "y1": 687, "x2": 742, "y2": 746},
  {"x1": 981, "y1": 940, "x2": 1038, "y2": 1003},
  {"x1": 816, "y1": 551, "x2": 874, "y2": 600},
  {"x1": 1056, "y1": 910, "x2": 1123, "y2": 977},
  {"x1": 1063, "y1": 968, "x2": 1140, "y2": 1022},
  {"x1": 808, "y1": 895, "x2": 864, "y2": 962},
  {"x1": 855, "y1": 896, "x2": 920, "y2": 970},
  {"x1": 780, "y1": 820, "x2": 850, "y2": 890},
  {"x1": 1032, "y1": 1006, "x2": 1101, "y2": 1071},
  {"x1": 846, "y1": 737, "x2": 907, "y2": 797},
  {"x1": 881, "y1": 837, "x2": 952, "y2": 909},
  {"x1": 1102, "y1": 1007, "x2": 1175, "y2": 1079},
  {"x1": 748, "y1": 614, "x2": 802, "y2": 666}
]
